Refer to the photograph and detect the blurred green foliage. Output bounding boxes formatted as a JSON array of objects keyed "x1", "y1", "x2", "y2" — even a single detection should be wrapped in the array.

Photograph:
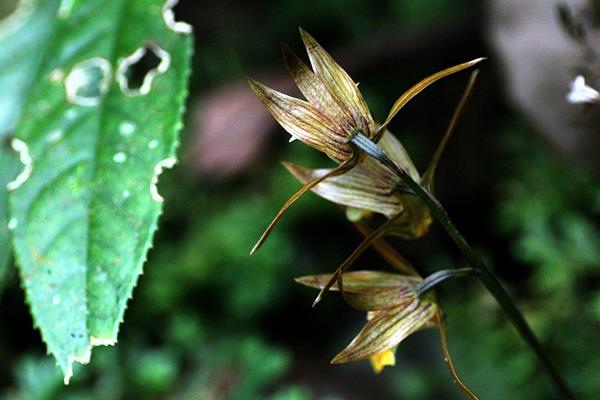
[
  {"x1": 493, "y1": 124, "x2": 600, "y2": 399},
  {"x1": 383, "y1": 122, "x2": 600, "y2": 400},
  {"x1": 1, "y1": 144, "x2": 321, "y2": 400}
]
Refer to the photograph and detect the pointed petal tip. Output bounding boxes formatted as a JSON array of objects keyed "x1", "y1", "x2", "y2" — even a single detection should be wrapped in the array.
[
  {"x1": 281, "y1": 161, "x2": 312, "y2": 182},
  {"x1": 330, "y1": 351, "x2": 351, "y2": 364},
  {"x1": 299, "y1": 27, "x2": 317, "y2": 45},
  {"x1": 250, "y1": 240, "x2": 261, "y2": 255},
  {"x1": 281, "y1": 41, "x2": 293, "y2": 53},
  {"x1": 281, "y1": 42, "x2": 295, "y2": 63},
  {"x1": 248, "y1": 78, "x2": 266, "y2": 89},
  {"x1": 311, "y1": 294, "x2": 323, "y2": 308},
  {"x1": 294, "y1": 275, "x2": 313, "y2": 286},
  {"x1": 330, "y1": 355, "x2": 343, "y2": 364},
  {"x1": 247, "y1": 78, "x2": 263, "y2": 94}
]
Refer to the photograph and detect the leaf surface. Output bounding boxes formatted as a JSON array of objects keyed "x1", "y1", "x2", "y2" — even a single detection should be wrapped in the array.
[
  {"x1": 7, "y1": 0, "x2": 192, "y2": 381},
  {"x1": 0, "y1": 0, "x2": 60, "y2": 292}
]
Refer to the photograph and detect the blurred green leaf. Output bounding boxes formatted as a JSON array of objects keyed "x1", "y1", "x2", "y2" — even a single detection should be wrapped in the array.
[
  {"x1": 0, "y1": 0, "x2": 60, "y2": 294},
  {"x1": 6, "y1": 0, "x2": 192, "y2": 380},
  {"x1": 4, "y1": 355, "x2": 63, "y2": 400}
]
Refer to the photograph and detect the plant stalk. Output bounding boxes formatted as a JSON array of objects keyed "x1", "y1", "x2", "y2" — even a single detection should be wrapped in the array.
[{"x1": 352, "y1": 133, "x2": 574, "y2": 400}]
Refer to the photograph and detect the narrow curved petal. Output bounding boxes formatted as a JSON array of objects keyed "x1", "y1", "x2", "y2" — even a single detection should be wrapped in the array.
[
  {"x1": 284, "y1": 159, "x2": 403, "y2": 218},
  {"x1": 421, "y1": 70, "x2": 479, "y2": 192},
  {"x1": 378, "y1": 58, "x2": 485, "y2": 134},
  {"x1": 331, "y1": 299, "x2": 438, "y2": 364},
  {"x1": 248, "y1": 79, "x2": 352, "y2": 162},
  {"x1": 299, "y1": 28, "x2": 375, "y2": 136}
]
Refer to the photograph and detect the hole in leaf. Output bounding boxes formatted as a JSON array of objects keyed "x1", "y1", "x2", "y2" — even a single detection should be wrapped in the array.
[
  {"x1": 162, "y1": 0, "x2": 192, "y2": 34},
  {"x1": 125, "y1": 49, "x2": 161, "y2": 90},
  {"x1": 64, "y1": 57, "x2": 112, "y2": 106},
  {"x1": 117, "y1": 42, "x2": 171, "y2": 96}
]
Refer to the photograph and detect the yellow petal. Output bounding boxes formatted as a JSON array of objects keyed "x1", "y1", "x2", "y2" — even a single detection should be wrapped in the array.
[
  {"x1": 377, "y1": 58, "x2": 485, "y2": 135},
  {"x1": 386, "y1": 195, "x2": 433, "y2": 240},
  {"x1": 370, "y1": 347, "x2": 397, "y2": 373},
  {"x1": 345, "y1": 206, "x2": 372, "y2": 222},
  {"x1": 248, "y1": 78, "x2": 352, "y2": 162},
  {"x1": 299, "y1": 28, "x2": 375, "y2": 136}
]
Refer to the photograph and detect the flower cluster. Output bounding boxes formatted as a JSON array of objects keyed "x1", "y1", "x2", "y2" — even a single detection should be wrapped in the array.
[
  {"x1": 248, "y1": 28, "x2": 481, "y2": 385},
  {"x1": 249, "y1": 28, "x2": 482, "y2": 255}
]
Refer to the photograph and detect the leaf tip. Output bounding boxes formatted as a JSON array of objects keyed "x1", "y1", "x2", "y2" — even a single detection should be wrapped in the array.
[
  {"x1": 62, "y1": 347, "x2": 92, "y2": 385},
  {"x1": 90, "y1": 336, "x2": 117, "y2": 347}
]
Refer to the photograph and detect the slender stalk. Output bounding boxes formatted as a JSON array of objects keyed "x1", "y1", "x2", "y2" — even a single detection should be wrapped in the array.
[
  {"x1": 436, "y1": 313, "x2": 479, "y2": 400},
  {"x1": 351, "y1": 218, "x2": 418, "y2": 276},
  {"x1": 351, "y1": 133, "x2": 574, "y2": 400},
  {"x1": 415, "y1": 267, "x2": 477, "y2": 296},
  {"x1": 312, "y1": 213, "x2": 403, "y2": 307}
]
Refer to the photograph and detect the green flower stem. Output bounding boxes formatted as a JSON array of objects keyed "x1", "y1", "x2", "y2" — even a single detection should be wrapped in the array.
[
  {"x1": 351, "y1": 133, "x2": 574, "y2": 400},
  {"x1": 415, "y1": 268, "x2": 477, "y2": 296}
]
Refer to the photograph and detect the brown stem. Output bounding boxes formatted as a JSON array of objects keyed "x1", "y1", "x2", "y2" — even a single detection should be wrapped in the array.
[
  {"x1": 436, "y1": 313, "x2": 479, "y2": 400},
  {"x1": 351, "y1": 219, "x2": 418, "y2": 276}
]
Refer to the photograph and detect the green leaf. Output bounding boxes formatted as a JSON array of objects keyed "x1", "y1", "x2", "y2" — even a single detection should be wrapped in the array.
[
  {"x1": 6, "y1": 0, "x2": 192, "y2": 382},
  {"x1": 0, "y1": 0, "x2": 60, "y2": 293}
]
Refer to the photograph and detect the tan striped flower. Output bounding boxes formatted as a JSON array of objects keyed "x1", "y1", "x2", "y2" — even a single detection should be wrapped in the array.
[
  {"x1": 249, "y1": 28, "x2": 482, "y2": 254},
  {"x1": 249, "y1": 28, "x2": 375, "y2": 163},
  {"x1": 296, "y1": 270, "x2": 438, "y2": 372},
  {"x1": 285, "y1": 129, "x2": 432, "y2": 240}
]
